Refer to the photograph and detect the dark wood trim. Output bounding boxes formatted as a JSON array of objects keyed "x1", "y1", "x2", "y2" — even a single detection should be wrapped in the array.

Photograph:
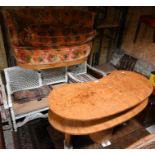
[
  {"x1": 0, "y1": 113, "x2": 6, "y2": 149},
  {"x1": 116, "y1": 7, "x2": 128, "y2": 48}
]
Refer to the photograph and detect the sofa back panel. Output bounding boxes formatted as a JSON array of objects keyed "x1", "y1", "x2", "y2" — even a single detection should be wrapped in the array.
[
  {"x1": 3, "y1": 9, "x2": 96, "y2": 46},
  {"x1": 3, "y1": 9, "x2": 95, "y2": 31}
]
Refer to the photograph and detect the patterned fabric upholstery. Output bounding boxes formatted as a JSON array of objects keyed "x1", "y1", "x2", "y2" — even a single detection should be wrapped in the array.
[{"x1": 3, "y1": 9, "x2": 95, "y2": 67}]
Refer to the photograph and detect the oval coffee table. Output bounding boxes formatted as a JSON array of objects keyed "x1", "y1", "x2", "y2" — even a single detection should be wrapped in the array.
[{"x1": 48, "y1": 71, "x2": 153, "y2": 148}]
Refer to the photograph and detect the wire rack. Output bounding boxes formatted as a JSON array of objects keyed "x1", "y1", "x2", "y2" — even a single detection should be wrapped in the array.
[
  {"x1": 4, "y1": 67, "x2": 40, "y2": 93},
  {"x1": 4, "y1": 66, "x2": 67, "y2": 94},
  {"x1": 41, "y1": 67, "x2": 66, "y2": 85},
  {"x1": 68, "y1": 62, "x2": 87, "y2": 75},
  {"x1": 68, "y1": 73, "x2": 97, "y2": 83},
  {"x1": 4, "y1": 62, "x2": 87, "y2": 94},
  {"x1": 3, "y1": 62, "x2": 87, "y2": 131}
]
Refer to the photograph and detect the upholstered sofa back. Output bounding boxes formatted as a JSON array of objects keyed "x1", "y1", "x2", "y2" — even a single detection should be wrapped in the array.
[
  {"x1": 2, "y1": 9, "x2": 96, "y2": 69},
  {"x1": 3, "y1": 9, "x2": 95, "y2": 42}
]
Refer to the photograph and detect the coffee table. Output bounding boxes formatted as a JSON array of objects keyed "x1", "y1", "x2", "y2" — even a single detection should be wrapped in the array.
[{"x1": 48, "y1": 71, "x2": 153, "y2": 148}]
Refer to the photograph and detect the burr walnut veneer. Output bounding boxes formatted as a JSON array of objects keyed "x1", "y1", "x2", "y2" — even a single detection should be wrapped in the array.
[
  {"x1": 48, "y1": 71, "x2": 153, "y2": 147},
  {"x1": 48, "y1": 71, "x2": 153, "y2": 121}
]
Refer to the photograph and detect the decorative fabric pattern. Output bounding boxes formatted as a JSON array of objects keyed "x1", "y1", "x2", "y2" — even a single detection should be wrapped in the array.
[
  {"x1": 17, "y1": 25, "x2": 95, "y2": 47},
  {"x1": 3, "y1": 9, "x2": 95, "y2": 66},
  {"x1": 13, "y1": 43, "x2": 91, "y2": 65}
]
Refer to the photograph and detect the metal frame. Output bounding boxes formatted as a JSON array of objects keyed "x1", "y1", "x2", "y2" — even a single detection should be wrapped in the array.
[
  {"x1": 0, "y1": 74, "x2": 7, "y2": 109},
  {"x1": 68, "y1": 63, "x2": 107, "y2": 83},
  {"x1": 2, "y1": 61, "x2": 107, "y2": 132},
  {"x1": 4, "y1": 66, "x2": 67, "y2": 132},
  {"x1": 1, "y1": 62, "x2": 110, "y2": 149},
  {"x1": 16, "y1": 108, "x2": 48, "y2": 128},
  {"x1": 0, "y1": 74, "x2": 12, "y2": 130},
  {"x1": 2, "y1": 62, "x2": 88, "y2": 131}
]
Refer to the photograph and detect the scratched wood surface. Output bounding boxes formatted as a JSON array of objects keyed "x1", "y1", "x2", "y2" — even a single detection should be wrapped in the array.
[
  {"x1": 48, "y1": 71, "x2": 153, "y2": 121},
  {"x1": 48, "y1": 98, "x2": 148, "y2": 135},
  {"x1": 127, "y1": 133, "x2": 155, "y2": 149}
]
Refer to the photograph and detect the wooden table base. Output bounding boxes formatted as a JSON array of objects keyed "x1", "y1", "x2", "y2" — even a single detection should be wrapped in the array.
[
  {"x1": 64, "y1": 134, "x2": 73, "y2": 149},
  {"x1": 64, "y1": 129, "x2": 113, "y2": 149}
]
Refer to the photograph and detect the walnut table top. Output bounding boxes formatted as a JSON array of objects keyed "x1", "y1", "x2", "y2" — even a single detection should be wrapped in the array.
[{"x1": 48, "y1": 71, "x2": 153, "y2": 121}]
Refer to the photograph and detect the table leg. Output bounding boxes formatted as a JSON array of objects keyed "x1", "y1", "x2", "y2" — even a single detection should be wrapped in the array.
[{"x1": 64, "y1": 133, "x2": 73, "y2": 149}]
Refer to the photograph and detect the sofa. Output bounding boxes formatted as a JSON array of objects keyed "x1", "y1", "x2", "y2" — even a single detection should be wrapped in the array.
[{"x1": 3, "y1": 8, "x2": 96, "y2": 69}]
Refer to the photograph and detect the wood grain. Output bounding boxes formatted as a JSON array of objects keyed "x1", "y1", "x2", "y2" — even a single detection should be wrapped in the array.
[
  {"x1": 48, "y1": 71, "x2": 153, "y2": 121},
  {"x1": 0, "y1": 26, "x2": 7, "y2": 70},
  {"x1": 48, "y1": 98, "x2": 148, "y2": 135},
  {"x1": 127, "y1": 133, "x2": 155, "y2": 149},
  {"x1": 13, "y1": 97, "x2": 48, "y2": 116}
]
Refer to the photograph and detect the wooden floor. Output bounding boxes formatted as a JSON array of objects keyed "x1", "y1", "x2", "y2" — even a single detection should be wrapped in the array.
[{"x1": 47, "y1": 119, "x2": 149, "y2": 149}]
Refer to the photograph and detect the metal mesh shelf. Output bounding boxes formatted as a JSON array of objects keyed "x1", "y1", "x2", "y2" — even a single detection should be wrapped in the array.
[
  {"x1": 68, "y1": 62, "x2": 87, "y2": 75},
  {"x1": 41, "y1": 67, "x2": 66, "y2": 85},
  {"x1": 4, "y1": 67, "x2": 40, "y2": 93},
  {"x1": 3, "y1": 62, "x2": 88, "y2": 131},
  {"x1": 4, "y1": 66, "x2": 67, "y2": 94},
  {"x1": 4, "y1": 63, "x2": 86, "y2": 94}
]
